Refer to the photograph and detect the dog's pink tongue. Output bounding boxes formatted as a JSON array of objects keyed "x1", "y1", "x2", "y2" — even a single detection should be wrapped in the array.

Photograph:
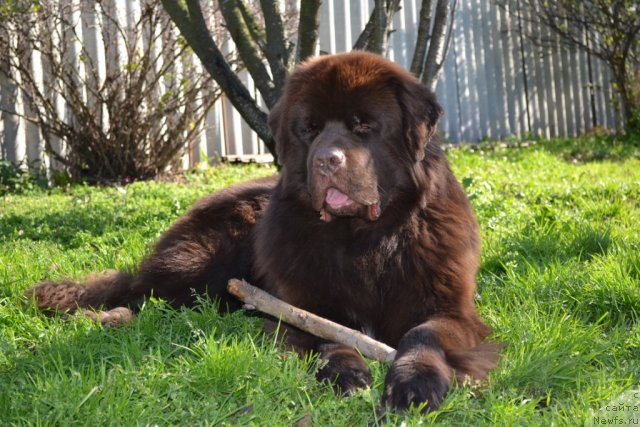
[{"x1": 326, "y1": 187, "x2": 352, "y2": 208}]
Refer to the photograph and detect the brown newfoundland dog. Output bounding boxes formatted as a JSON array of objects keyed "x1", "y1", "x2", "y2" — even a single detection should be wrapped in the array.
[{"x1": 31, "y1": 52, "x2": 499, "y2": 412}]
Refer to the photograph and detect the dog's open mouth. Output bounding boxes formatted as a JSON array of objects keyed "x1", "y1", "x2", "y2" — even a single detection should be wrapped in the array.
[
  {"x1": 319, "y1": 187, "x2": 380, "y2": 223},
  {"x1": 325, "y1": 187, "x2": 353, "y2": 209}
]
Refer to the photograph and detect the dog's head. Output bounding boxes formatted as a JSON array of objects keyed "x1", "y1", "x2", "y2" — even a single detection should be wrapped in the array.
[{"x1": 268, "y1": 52, "x2": 443, "y2": 222}]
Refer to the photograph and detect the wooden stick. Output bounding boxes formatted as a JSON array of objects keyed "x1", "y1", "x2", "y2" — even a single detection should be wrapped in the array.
[{"x1": 227, "y1": 279, "x2": 397, "y2": 362}]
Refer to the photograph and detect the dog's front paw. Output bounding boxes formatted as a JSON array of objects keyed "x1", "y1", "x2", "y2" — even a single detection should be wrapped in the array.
[
  {"x1": 316, "y1": 343, "x2": 372, "y2": 395},
  {"x1": 317, "y1": 362, "x2": 372, "y2": 395},
  {"x1": 382, "y1": 357, "x2": 451, "y2": 412}
]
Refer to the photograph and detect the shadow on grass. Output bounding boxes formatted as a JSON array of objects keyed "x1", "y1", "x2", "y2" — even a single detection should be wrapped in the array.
[
  {"x1": 0, "y1": 208, "x2": 119, "y2": 248},
  {"x1": 0, "y1": 203, "x2": 165, "y2": 249},
  {"x1": 480, "y1": 222, "x2": 640, "y2": 326},
  {"x1": 481, "y1": 223, "x2": 612, "y2": 277}
]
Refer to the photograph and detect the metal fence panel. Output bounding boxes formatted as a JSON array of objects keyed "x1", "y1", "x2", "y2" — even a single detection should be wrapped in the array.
[{"x1": 0, "y1": 0, "x2": 622, "y2": 172}]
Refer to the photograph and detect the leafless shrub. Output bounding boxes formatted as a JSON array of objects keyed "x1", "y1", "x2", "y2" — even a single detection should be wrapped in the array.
[{"x1": 0, "y1": 0, "x2": 218, "y2": 182}]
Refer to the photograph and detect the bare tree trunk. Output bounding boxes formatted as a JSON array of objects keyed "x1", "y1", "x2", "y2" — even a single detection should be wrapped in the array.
[
  {"x1": 260, "y1": 0, "x2": 291, "y2": 91},
  {"x1": 421, "y1": 0, "x2": 456, "y2": 91},
  {"x1": 370, "y1": 0, "x2": 388, "y2": 55},
  {"x1": 613, "y1": 62, "x2": 632, "y2": 122},
  {"x1": 410, "y1": 0, "x2": 434, "y2": 76},
  {"x1": 159, "y1": 0, "x2": 458, "y2": 161},
  {"x1": 296, "y1": 0, "x2": 322, "y2": 63},
  {"x1": 219, "y1": 0, "x2": 279, "y2": 107},
  {"x1": 353, "y1": 0, "x2": 401, "y2": 55},
  {"x1": 161, "y1": 0, "x2": 275, "y2": 157}
]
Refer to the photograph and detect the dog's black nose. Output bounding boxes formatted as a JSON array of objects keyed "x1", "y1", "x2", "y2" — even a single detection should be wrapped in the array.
[{"x1": 315, "y1": 147, "x2": 345, "y2": 175}]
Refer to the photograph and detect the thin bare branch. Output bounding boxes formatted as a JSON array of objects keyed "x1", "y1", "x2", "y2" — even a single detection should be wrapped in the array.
[{"x1": 228, "y1": 279, "x2": 397, "y2": 363}]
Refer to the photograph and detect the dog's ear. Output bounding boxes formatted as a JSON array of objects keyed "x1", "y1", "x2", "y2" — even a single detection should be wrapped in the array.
[
  {"x1": 268, "y1": 98, "x2": 287, "y2": 166},
  {"x1": 396, "y1": 76, "x2": 443, "y2": 162}
]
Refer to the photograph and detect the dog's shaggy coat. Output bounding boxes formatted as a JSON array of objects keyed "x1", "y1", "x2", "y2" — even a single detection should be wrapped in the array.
[{"x1": 31, "y1": 52, "x2": 499, "y2": 412}]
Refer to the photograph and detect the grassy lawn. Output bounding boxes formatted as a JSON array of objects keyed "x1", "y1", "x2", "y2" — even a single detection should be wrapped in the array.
[{"x1": 1, "y1": 138, "x2": 639, "y2": 425}]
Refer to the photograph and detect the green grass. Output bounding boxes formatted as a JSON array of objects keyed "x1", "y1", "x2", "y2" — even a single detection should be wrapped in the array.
[{"x1": 1, "y1": 138, "x2": 639, "y2": 425}]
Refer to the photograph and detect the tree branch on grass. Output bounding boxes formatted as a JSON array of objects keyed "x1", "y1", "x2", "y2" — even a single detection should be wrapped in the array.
[{"x1": 227, "y1": 279, "x2": 397, "y2": 362}]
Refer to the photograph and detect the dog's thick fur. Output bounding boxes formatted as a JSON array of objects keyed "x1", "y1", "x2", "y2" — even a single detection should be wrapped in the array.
[{"x1": 30, "y1": 52, "x2": 499, "y2": 412}]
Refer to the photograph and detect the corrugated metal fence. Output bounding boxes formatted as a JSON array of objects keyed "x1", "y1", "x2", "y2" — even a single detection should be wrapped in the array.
[{"x1": 0, "y1": 0, "x2": 622, "y2": 170}]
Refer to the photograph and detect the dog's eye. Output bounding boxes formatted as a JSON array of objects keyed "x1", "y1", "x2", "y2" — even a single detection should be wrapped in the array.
[
  {"x1": 299, "y1": 122, "x2": 319, "y2": 140},
  {"x1": 352, "y1": 116, "x2": 373, "y2": 135}
]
